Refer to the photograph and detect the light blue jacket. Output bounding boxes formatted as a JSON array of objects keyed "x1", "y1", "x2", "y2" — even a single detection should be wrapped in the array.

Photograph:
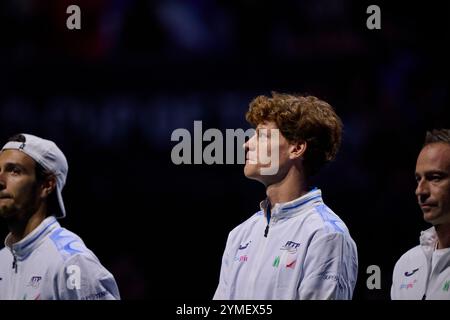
[
  {"x1": 213, "y1": 188, "x2": 358, "y2": 300},
  {"x1": 0, "y1": 216, "x2": 120, "y2": 300}
]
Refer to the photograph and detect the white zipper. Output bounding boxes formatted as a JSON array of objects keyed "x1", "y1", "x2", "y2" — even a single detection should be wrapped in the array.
[
  {"x1": 11, "y1": 250, "x2": 19, "y2": 299},
  {"x1": 423, "y1": 248, "x2": 448, "y2": 299},
  {"x1": 245, "y1": 218, "x2": 275, "y2": 298},
  {"x1": 422, "y1": 244, "x2": 438, "y2": 300}
]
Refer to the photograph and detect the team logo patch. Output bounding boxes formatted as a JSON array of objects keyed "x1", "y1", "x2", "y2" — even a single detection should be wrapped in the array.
[
  {"x1": 27, "y1": 276, "x2": 42, "y2": 289},
  {"x1": 280, "y1": 241, "x2": 300, "y2": 254}
]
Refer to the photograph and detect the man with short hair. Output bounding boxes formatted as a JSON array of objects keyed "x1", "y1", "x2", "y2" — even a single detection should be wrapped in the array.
[
  {"x1": 0, "y1": 133, "x2": 120, "y2": 300},
  {"x1": 391, "y1": 129, "x2": 450, "y2": 300},
  {"x1": 213, "y1": 92, "x2": 358, "y2": 300}
]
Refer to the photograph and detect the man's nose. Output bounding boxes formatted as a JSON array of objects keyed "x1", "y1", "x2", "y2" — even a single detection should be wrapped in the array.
[
  {"x1": 244, "y1": 135, "x2": 256, "y2": 151},
  {"x1": 0, "y1": 173, "x2": 5, "y2": 190},
  {"x1": 243, "y1": 139, "x2": 248, "y2": 152},
  {"x1": 415, "y1": 179, "x2": 430, "y2": 202}
]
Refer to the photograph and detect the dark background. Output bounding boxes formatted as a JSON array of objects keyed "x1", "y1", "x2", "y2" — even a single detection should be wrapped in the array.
[{"x1": 0, "y1": 0, "x2": 448, "y2": 299}]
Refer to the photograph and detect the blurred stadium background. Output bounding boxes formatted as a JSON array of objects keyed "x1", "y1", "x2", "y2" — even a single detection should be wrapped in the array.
[{"x1": 0, "y1": 0, "x2": 449, "y2": 299}]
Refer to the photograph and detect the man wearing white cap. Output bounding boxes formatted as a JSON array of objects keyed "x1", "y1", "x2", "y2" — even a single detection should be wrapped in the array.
[{"x1": 0, "y1": 133, "x2": 120, "y2": 300}]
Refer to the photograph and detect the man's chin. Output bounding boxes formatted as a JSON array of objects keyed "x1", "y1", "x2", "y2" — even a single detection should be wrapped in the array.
[
  {"x1": 0, "y1": 206, "x2": 17, "y2": 220},
  {"x1": 245, "y1": 167, "x2": 274, "y2": 188},
  {"x1": 423, "y1": 210, "x2": 442, "y2": 225},
  {"x1": 244, "y1": 170, "x2": 259, "y2": 181},
  {"x1": 244, "y1": 165, "x2": 263, "y2": 180}
]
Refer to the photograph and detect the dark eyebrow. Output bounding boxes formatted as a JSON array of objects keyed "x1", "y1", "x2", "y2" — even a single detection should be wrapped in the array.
[
  {"x1": 424, "y1": 170, "x2": 449, "y2": 178},
  {"x1": 3, "y1": 162, "x2": 28, "y2": 172},
  {"x1": 426, "y1": 170, "x2": 448, "y2": 175},
  {"x1": 415, "y1": 170, "x2": 448, "y2": 177}
]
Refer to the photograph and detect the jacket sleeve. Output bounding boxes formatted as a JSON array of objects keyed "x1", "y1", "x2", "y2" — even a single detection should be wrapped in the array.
[
  {"x1": 55, "y1": 254, "x2": 121, "y2": 300},
  {"x1": 298, "y1": 231, "x2": 358, "y2": 300},
  {"x1": 213, "y1": 233, "x2": 233, "y2": 300},
  {"x1": 390, "y1": 258, "x2": 401, "y2": 299}
]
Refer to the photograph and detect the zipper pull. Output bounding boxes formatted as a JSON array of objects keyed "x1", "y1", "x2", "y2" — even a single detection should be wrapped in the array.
[
  {"x1": 264, "y1": 224, "x2": 269, "y2": 237},
  {"x1": 264, "y1": 200, "x2": 271, "y2": 238},
  {"x1": 12, "y1": 254, "x2": 18, "y2": 273}
]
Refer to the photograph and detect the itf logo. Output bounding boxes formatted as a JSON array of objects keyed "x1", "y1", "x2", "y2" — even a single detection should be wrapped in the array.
[
  {"x1": 27, "y1": 276, "x2": 42, "y2": 289},
  {"x1": 280, "y1": 241, "x2": 300, "y2": 254}
]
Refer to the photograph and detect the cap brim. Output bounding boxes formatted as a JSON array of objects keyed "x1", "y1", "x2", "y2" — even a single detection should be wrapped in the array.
[{"x1": 55, "y1": 186, "x2": 66, "y2": 219}]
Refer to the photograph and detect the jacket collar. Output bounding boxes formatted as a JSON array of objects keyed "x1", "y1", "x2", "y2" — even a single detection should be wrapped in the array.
[
  {"x1": 419, "y1": 226, "x2": 439, "y2": 260},
  {"x1": 5, "y1": 216, "x2": 59, "y2": 260},
  {"x1": 259, "y1": 188, "x2": 323, "y2": 221},
  {"x1": 420, "y1": 227, "x2": 438, "y2": 248}
]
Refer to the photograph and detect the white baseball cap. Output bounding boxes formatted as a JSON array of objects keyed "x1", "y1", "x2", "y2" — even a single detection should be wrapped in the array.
[{"x1": 1, "y1": 133, "x2": 68, "y2": 219}]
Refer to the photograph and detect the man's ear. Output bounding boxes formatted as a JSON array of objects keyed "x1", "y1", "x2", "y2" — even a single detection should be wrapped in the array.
[
  {"x1": 289, "y1": 141, "x2": 307, "y2": 160},
  {"x1": 40, "y1": 176, "x2": 57, "y2": 199}
]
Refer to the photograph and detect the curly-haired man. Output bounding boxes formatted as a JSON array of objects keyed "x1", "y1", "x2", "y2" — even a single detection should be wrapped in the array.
[{"x1": 213, "y1": 92, "x2": 358, "y2": 300}]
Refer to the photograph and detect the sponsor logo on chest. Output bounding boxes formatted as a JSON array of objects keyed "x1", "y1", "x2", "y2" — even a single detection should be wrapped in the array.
[
  {"x1": 234, "y1": 255, "x2": 248, "y2": 263},
  {"x1": 400, "y1": 279, "x2": 417, "y2": 290},
  {"x1": 27, "y1": 276, "x2": 42, "y2": 289},
  {"x1": 280, "y1": 241, "x2": 300, "y2": 254}
]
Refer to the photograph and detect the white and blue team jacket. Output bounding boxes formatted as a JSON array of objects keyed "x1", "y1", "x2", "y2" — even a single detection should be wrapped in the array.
[
  {"x1": 0, "y1": 216, "x2": 120, "y2": 300},
  {"x1": 391, "y1": 227, "x2": 450, "y2": 300},
  {"x1": 213, "y1": 188, "x2": 358, "y2": 300}
]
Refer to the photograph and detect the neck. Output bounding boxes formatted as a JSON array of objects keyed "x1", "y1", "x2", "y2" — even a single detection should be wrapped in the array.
[
  {"x1": 266, "y1": 167, "x2": 308, "y2": 208},
  {"x1": 435, "y1": 223, "x2": 450, "y2": 249},
  {"x1": 7, "y1": 207, "x2": 47, "y2": 245}
]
